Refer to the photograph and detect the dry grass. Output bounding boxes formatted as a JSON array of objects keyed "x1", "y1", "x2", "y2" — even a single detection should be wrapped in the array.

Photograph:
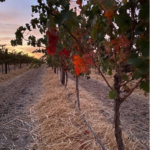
[
  {"x1": 0, "y1": 65, "x2": 30, "y2": 85},
  {"x1": 31, "y1": 68, "x2": 140, "y2": 150}
]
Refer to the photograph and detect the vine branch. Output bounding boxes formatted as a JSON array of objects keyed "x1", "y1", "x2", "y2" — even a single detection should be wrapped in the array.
[{"x1": 94, "y1": 61, "x2": 113, "y2": 90}]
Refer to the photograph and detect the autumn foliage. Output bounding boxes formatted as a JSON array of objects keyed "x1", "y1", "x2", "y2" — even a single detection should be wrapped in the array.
[
  {"x1": 59, "y1": 48, "x2": 71, "y2": 59},
  {"x1": 46, "y1": 29, "x2": 58, "y2": 55},
  {"x1": 76, "y1": 0, "x2": 82, "y2": 7},
  {"x1": 72, "y1": 52, "x2": 94, "y2": 75}
]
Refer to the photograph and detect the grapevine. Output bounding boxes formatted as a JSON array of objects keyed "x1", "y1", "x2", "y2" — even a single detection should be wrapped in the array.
[{"x1": 9, "y1": 0, "x2": 149, "y2": 149}]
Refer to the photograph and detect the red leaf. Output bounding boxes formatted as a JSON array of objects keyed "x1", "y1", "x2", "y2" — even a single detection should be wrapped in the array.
[
  {"x1": 46, "y1": 45, "x2": 56, "y2": 55},
  {"x1": 46, "y1": 29, "x2": 58, "y2": 55},
  {"x1": 59, "y1": 48, "x2": 71, "y2": 58},
  {"x1": 104, "y1": 10, "x2": 114, "y2": 23},
  {"x1": 85, "y1": 130, "x2": 90, "y2": 134},
  {"x1": 100, "y1": 0, "x2": 116, "y2": 23},
  {"x1": 110, "y1": 34, "x2": 130, "y2": 52},
  {"x1": 76, "y1": 0, "x2": 82, "y2": 7},
  {"x1": 74, "y1": 30, "x2": 78, "y2": 35},
  {"x1": 105, "y1": 34, "x2": 131, "y2": 62},
  {"x1": 72, "y1": 51, "x2": 94, "y2": 75},
  {"x1": 82, "y1": 51, "x2": 94, "y2": 66}
]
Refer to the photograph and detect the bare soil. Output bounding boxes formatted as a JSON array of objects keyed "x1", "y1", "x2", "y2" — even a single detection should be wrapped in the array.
[{"x1": 0, "y1": 65, "x2": 45, "y2": 150}]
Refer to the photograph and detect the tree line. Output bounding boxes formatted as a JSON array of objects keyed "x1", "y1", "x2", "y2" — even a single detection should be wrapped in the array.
[{"x1": 0, "y1": 45, "x2": 42, "y2": 74}]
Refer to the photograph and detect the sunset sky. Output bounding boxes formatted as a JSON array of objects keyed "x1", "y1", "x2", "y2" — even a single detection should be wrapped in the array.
[
  {"x1": 0, "y1": 0, "x2": 42, "y2": 58},
  {"x1": 0, "y1": 0, "x2": 83, "y2": 58}
]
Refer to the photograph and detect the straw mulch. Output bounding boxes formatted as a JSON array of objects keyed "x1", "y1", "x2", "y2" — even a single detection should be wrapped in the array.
[
  {"x1": 32, "y1": 67, "x2": 140, "y2": 150},
  {"x1": 0, "y1": 65, "x2": 30, "y2": 85}
]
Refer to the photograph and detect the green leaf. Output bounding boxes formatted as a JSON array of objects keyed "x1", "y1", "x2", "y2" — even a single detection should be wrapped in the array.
[
  {"x1": 133, "y1": 69, "x2": 143, "y2": 79},
  {"x1": 54, "y1": 14, "x2": 64, "y2": 25},
  {"x1": 57, "y1": 43, "x2": 63, "y2": 50},
  {"x1": 140, "y1": 81, "x2": 149, "y2": 93},
  {"x1": 108, "y1": 69, "x2": 112, "y2": 76},
  {"x1": 139, "y1": 1, "x2": 149, "y2": 20},
  {"x1": 114, "y1": 12, "x2": 132, "y2": 33},
  {"x1": 122, "y1": 74, "x2": 129, "y2": 81},
  {"x1": 100, "y1": 0, "x2": 117, "y2": 10},
  {"x1": 31, "y1": 18, "x2": 39, "y2": 29},
  {"x1": 128, "y1": 53, "x2": 149, "y2": 75},
  {"x1": 47, "y1": 16, "x2": 55, "y2": 28},
  {"x1": 83, "y1": 35, "x2": 89, "y2": 41},
  {"x1": 70, "y1": 70, "x2": 74, "y2": 74},
  {"x1": 127, "y1": 57, "x2": 143, "y2": 67},
  {"x1": 65, "y1": 15, "x2": 79, "y2": 29},
  {"x1": 39, "y1": 13, "x2": 47, "y2": 25},
  {"x1": 138, "y1": 61, "x2": 149, "y2": 74},
  {"x1": 138, "y1": 38, "x2": 149, "y2": 58},
  {"x1": 26, "y1": 23, "x2": 31, "y2": 31},
  {"x1": 55, "y1": 10, "x2": 71, "y2": 25},
  {"x1": 61, "y1": 10, "x2": 71, "y2": 20},
  {"x1": 58, "y1": 0, "x2": 69, "y2": 8},
  {"x1": 135, "y1": 22, "x2": 145, "y2": 35},
  {"x1": 39, "y1": 28, "x2": 44, "y2": 34},
  {"x1": 92, "y1": 5, "x2": 100, "y2": 15},
  {"x1": 85, "y1": 10, "x2": 94, "y2": 20},
  {"x1": 109, "y1": 90, "x2": 117, "y2": 99},
  {"x1": 47, "y1": 0, "x2": 56, "y2": 4},
  {"x1": 91, "y1": 28, "x2": 97, "y2": 40}
]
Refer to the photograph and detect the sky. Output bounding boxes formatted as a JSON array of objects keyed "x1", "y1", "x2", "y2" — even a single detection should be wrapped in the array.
[
  {"x1": 0, "y1": 0, "x2": 84, "y2": 58},
  {"x1": 0, "y1": 0, "x2": 44, "y2": 58}
]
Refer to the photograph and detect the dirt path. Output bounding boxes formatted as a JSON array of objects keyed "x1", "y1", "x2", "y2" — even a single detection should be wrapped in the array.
[
  {"x1": 0, "y1": 65, "x2": 45, "y2": 150},
  {"x1": 68, "y1": 73, "x2": 149, "y2": 150}
]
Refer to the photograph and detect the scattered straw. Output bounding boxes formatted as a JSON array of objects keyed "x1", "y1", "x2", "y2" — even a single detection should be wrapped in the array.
[
  {"x1": 31, "y1": 67, "x2": 140, "y2": 150},
  {"x1": 0, "y1": 64, "x2": 30, "y2": 85}
]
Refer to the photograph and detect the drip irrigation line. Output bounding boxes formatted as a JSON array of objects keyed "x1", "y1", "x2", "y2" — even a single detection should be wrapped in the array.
[
  {"x1": 56, "y1": 70, "x2": 106, "y2": 150},
  {"x1": 67, "y1": 93, "x2": 106, "y2": 150}
]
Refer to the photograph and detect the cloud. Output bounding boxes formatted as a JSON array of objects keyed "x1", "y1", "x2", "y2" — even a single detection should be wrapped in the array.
[
  {"x1": 0, "y1": 0, "x2": 87, "y2": 58},
  {"x1": 0, "y1": 23, "x2": 20, "y2": 38},
  {"x1": 5, "y1": 45, "x2": 44, "y2": 58},
  {"x1": 0, "y1": 0, "x2": 43, "y2": 58}
]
